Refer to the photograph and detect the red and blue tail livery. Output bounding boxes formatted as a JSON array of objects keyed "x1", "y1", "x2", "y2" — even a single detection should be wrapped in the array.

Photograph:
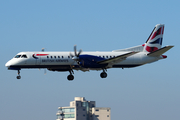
[
  {"x1": 144, "y1": 24, "x2": 164, "y2": 53},
  {"x1": 5, "y1": 24, "x2": 174, "y2": 81}
]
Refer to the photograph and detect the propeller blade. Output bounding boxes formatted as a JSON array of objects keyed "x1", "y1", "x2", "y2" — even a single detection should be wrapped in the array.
[
  {"x1": 74, "y1": 45, "x2": 77, "y2": 56},
  {"x1": 44, "y1": 69, "x2": 47, "y2": 75},
  {"x1": 77, "y1": 49, "x2": 82, "y2": 57}
]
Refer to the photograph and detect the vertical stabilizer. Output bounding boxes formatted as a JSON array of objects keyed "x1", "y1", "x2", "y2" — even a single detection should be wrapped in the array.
[{"x1": 143, "y1": 24, "x2": 164, "y2": 53}]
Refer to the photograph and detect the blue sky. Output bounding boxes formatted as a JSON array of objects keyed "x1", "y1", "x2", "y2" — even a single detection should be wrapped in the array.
[{"x1": 0, "y1": 0, "x2": 179, "y2": 120}]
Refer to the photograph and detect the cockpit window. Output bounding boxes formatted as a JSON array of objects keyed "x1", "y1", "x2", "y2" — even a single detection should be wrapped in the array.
[
  {"x1": 21, "y1": 55, "x2": 27, "y2": 58},
  {"x1": 14, "y1": 55, "x2": 21, "y2": 58}
]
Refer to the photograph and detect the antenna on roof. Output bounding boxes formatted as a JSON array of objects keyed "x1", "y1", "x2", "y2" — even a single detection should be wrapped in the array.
[
  {"x1": 42, "y1": 48, "x2": 45, "y2": 52},
  {"x1": 41, "y1": 48, "x2": 46, "y2": 74}
]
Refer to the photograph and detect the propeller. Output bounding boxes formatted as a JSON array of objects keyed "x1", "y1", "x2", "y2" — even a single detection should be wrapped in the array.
[
  {"x1": 38, "y1": 68, "x2": 47, "y2": 75},
  {"x1": 70, "y1": 45, "x2": 82, "y2": 64}
]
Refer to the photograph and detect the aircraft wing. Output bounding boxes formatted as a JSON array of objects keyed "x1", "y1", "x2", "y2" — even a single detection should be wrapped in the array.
[
  {"x1": 147, "y1": 45, "x2": 174, "y2": 56},
  {"x1": 97, "y1": 51, "x2": 138, "y2": 64},
  {"x1": 112, "y1": 45, "x2": 144, "y2": 52}
]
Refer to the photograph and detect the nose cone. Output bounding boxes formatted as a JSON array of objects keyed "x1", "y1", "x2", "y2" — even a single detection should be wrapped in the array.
[{"x1": 5, "y1": 60, "x2": 11, "y2": 68}]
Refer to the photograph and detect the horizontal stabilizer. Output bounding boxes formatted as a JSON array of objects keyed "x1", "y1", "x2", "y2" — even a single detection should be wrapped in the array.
[
  {"x1": 97, "y1": 51, "x2": 138, "y2": 64},
  {"x1": 147, "y1": 45, "x2": 174, "y2": 56}
]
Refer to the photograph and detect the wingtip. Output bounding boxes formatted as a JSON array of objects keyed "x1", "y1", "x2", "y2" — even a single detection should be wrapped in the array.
[{"x1": 165, "y1": 45, "x2": 174, "y2": 48}]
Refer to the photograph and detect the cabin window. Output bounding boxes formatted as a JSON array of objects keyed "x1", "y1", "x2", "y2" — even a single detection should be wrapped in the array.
[
  {"x1": 47, "y1": 56, "x2": 49, "y2": 58},
  {"x1": 51, "y1": 56, "x2": 53, "y2": 58},
  {"x1": 110, "y1": 56, "x2": 112, "y2": 58},
  {"x1": 54, "y1": 56, "x2": 56, "y2": 58},
  {"x1": 68, "y1": 56, "x2": 70, "y2": 58},
  {"x1": 103, "y1": 56, "x2": 105, "y2": 58},
  {"x1": 58, "y1": 56, "x2": 60, "y2": 58},
  {"x1": 62, "y1": 56, "x2": 64, "y2": 58},
  {"x1": 106, "y1": 56, "x2": 108, "y2": 58}
]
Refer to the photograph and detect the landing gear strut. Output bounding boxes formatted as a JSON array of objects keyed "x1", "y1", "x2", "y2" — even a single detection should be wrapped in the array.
[
  {"x1": 16, "y1": 70, "x2": 21, "y2": 79},
  {"x1": 67, "y1": 70, "x2": 74, "y2": 81},
  {"x1": 100, "y1": 69, "x2": 107, "y2": 78}
]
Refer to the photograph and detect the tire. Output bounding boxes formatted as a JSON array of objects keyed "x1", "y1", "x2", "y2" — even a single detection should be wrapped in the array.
[{"x1": 67, "y1": 75, "x2": 74, "y2": 81}]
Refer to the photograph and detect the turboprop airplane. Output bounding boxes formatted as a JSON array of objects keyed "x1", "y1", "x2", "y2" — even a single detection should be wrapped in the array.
[{"x1": 5, "y1": 24, "x2": 173, "y2": 81}]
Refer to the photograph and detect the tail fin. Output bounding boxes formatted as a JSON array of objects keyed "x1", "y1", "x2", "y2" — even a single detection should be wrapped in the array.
[{"x1": 143, "y1": 24, "x2": 164, "y2": 53}]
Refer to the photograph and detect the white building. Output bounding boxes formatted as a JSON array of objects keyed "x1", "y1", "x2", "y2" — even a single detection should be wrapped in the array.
[{"x1": 56, "y1": 97, "x2": 111, "y2": 120}]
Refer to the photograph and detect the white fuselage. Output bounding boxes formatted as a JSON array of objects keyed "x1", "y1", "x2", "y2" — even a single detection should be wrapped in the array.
[{"x1": 5, "y1": 51, "x2": 163, "y2": 72}]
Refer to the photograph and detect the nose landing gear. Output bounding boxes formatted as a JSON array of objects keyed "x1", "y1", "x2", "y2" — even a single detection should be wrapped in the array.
[{"x1": 16, "y1": 70, "x2": 21, "y2": 79}]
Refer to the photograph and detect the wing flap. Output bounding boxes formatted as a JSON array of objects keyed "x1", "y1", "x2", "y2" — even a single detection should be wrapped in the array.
[
  {"x1": 147, "y1": 45, "x2": 174, "y2": 56},
  {"x1": 97, "y1": 51, "x2": 138, "y2": 64}
]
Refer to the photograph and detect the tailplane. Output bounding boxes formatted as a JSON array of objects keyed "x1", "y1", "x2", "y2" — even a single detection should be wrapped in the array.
[
  {"x1": 147, "y1": 46, "x2": 174, "y2": 57},
  {"x1": 143, "y1": 24, "x2": 164, "y2": 53}
]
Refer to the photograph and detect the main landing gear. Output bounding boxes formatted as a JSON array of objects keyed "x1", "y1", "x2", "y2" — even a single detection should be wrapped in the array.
[
  {"x1": 100, "y1": 69, "x2": 107, "y2": 78},
  {"x1": 67, "y1": 69, "x2": 107, "y2": 80},
  {"x1": 67, "y1": 70, "x2": 74, "y2": 81},
  {"x1": 16, "y1": 70, "x2": 21, "y2": 79}
]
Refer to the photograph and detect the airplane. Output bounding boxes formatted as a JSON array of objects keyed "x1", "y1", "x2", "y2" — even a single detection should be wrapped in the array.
[{"x1": 5, "y1": 24, "x2": 174, "y2": 81}]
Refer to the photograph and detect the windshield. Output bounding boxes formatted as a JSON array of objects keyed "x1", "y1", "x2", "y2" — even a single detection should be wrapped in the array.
[
  {"x1": 14, "y1": 55, "x2": 21, "y2": 58},
  {"x1": 21, "y1": 55, "x2": 27, "y2": 58}
]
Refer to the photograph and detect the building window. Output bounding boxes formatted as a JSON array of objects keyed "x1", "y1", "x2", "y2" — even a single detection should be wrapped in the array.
[
  {"x1": 83, "y1": 109, "x2": 85, "y2": 111},
  {"x1": 62, "y1": 108, "x2": 75, "y2": 113},
  {"x1": 64, "y1": 114, "x2": 75, "y2": 118},
  {"x1": 91, "y1": 104, "x2": 95, "y2": 107},
  {"x1": 107, "y1": 115, "x2": 109, "y2": 117},
  {"x1": 107, "y1": 109, "x2": 109, "y2": 112},
  {"x1": 83, "y1": 114, "x2": 85, "y2": 117}
]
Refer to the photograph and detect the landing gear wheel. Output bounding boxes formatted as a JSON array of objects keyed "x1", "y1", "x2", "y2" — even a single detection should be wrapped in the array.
[
  {"x1": 67, "y1": 75, "x2": 74, "y2": 81},
  {"x1": 17, "y1": 76, "x2": 21, "y2": 79},
  {"x1": 100, "y1": 72, "x2": 107, "y2": 78}
]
